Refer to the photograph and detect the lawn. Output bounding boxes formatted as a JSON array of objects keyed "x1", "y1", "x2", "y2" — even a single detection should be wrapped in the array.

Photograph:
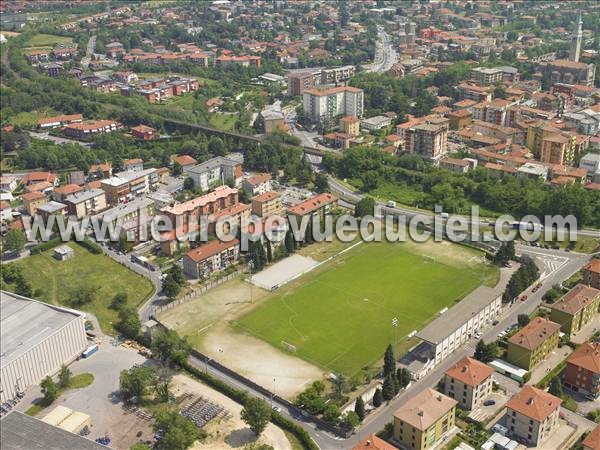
[
  {"x1": 234, "y1": 240, "x2": 498, "y2": 376},
  {"x1": 3, "y1": 243, "x2": 154, "y2": 334},
  {"x1": 24, "y1": 33, "x2": 72, "y2": 48}
]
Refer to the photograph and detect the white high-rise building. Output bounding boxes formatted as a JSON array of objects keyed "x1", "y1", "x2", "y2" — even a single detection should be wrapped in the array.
[
  {"x1": 570, "y1": 11, "x2": 582, "y2": 62},
  {"x1": 302, "y1": 86, "x2": 364, "y2": 125}
]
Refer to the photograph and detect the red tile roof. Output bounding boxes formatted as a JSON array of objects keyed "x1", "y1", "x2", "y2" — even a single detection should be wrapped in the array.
[
  {"x1": 584, "y1": 260, "x2": 600, "y2": 274},
  {"x1": 21, "y1": 191, "x2": 46, "y2": 201},
  {"x1": 245, "y1": 173, "x2": 272, "y2": 186},
  {"x1": 445, "y1": 356, "x2": 494, "y2": 387},
  {"x1": 53, "y1": 184, "x2": 83, "y2": 195},
  {"x1": 566, "y1": 342, "x2": 600, "y2": 375},
  {"x1": 506, "y1": 385, "x2": 561, "y2": 422},
  {"x1": 352, "y1": 435, "x2": 398, "y2": 450},
  {"x1": 508, "y1": 317, "x2": 561, "y2": 351},
  {"x1": 171, "y1": 154, "x2": 197, "y2": 166},
  {"x1": 549, "y1": 284, "x2": 600, "y2": 316},
  {"x1": 287, "y1": 193, "x2": 337, "y2": 216},
  {"x1": 185, "y1": 238, "x2": 239, "y2": 262},
  {"x1": 582, "y1": 424, "x2": 600, "y2": 450},
  {"x1": 253, "y1": 191, "x2": 280, "y2": 203}
]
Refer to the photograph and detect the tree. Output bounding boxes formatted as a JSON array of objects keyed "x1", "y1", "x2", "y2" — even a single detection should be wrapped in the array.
[
  {"x1": 284, "y1": 229, "x2": 296, "y2": 254},
  {"x1": 314, "y1": 172, "x2": 329, "y2": 193},
  {"x1": 295, "y1": 381, "x2": 326, "y2": 414},
  {"x1": 183, "y1": 177, "x2": 194, "y2": 191},
  {"x1": 110, "y1": 292, "x2": 128, "y2": 310},
  {"x1": 354, "y1": 397, "x2": 365, "y2": 421},
  {"x1": 518, "y1": 314, "x2": 531, "y2": 327},
  {"x1": 355, "y1": 197, "x2": 375, "y2": 218},
  {"x1": 118, "y1": 234, "x2": 134, "y2": 253},
  {"x1": 331, "y1": 373, "x2": 347, "y2": 400},
  {"x1": 266, "y1": 240, "x2": 272, "y2": 263},
  {"x1": 342, "y1": 411, "x2": 360, "y2": 429},
  {"x1": 372, "y1": 388, "x2": 383, "y2": 407},
  {"x1": 41, "y1": 376, "x2": 59, "y2": 404},
  {"x1": 154, "y1": 366, "x2": 173, "y2": 403},
  {"x1": 58, "y1": 364, "x2": 71, "y2": 389},
  {"x1": 549, "y1": 376, "x2": 563, "y2": 398},
  {"x1": 493, "y1": 86, "x2": 507, "y2": 99},
  {"x1": 69, "y1": 286, "x2": 96, "y2": 307},
  {"x1": 119, "y1": 365, "x2": 156, "y2": 402},
  {"x1": 323, "y1": 403, "x2": 341, "y2": 423},
  {"x1": 361, "y1": 170, "x2": 379, "y2": 192},
  {"x1": 130, "y1": 444, "x2": 152, "y2": 450},
  {"x1": 152, "y1": 330, "x2": 192, "y2": 367},
  {"x1": 3, "y1": 229, "x2": 26, "y2": 253},
  {"x1": 241, "y1": 397, "x2": 271, "y2": 436},
  {"x1": 154, "y1": 410, "x2": 204, "y2": 450},
  {"x1": 208, "y1": 136, "x2": 226, "y2": 156},
  {"x1": 116, "y1": 307, "x2": 141, "y2": 340},
  {"x1": 382, "y1": 374, "x2": 395, "y2": 401},
  {"x1": 162, "y1": 277, "x2": 181, "y2": 299},
  {"x1": 383, "y1": 344, "x2": 396, "y2": 378},
  {"x1": 396, "y1": 368, "x2": 411, "y2": 389},
  {"x1": 474, "y1": 340, "x2": 495, "y2": 363},
  {"x1": 172, "y1": 162, "x2": 183, "y2": 176},
  {"x1": 168, "y1": 264, "x2": 186, "y2": 286}
]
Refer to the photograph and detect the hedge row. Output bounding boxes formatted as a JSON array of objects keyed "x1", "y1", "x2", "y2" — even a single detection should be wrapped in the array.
[
  {"x1": 75, "y1": 238, "x2": 102, "y2": 254},
  {"x1": 29, "y1": 236, "x2": 63, "y2": 254},
  {"x1": 181, "y1": 361, "x2": 318, "y2": 450}
]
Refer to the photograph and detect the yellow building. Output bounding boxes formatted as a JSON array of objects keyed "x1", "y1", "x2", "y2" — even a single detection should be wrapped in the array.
[
  {"x1": 526, "y1": 121, "x2": 561, "y2": 157},
  {"x1": 506, "y1": 317, "x2": 561, "y2": 370},
  {"x1": 549, "y1": 284, "x2": 600, "y2": 336},
  {"x1": 251, "y1": 191, "x2": 282, "y2": 218},
  {"x1": 340, "y1": 116, "x2": 360, "y2": 137},
  {"x1": 540, "y1": 133, "x2": 572, "y2": 166},
  {"x1": 393, "y1": 388, "x2": 457, "y2": 450}
]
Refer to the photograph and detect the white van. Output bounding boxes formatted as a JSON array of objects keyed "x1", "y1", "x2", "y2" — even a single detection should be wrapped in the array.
[{"x1": 386, "y1": 200, "x2": 396, "y2": 208}]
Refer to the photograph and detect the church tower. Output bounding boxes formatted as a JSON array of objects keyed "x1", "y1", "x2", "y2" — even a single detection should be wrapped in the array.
[{"x1": 569, "y1": 11, "x2": 582, "y2": 62}]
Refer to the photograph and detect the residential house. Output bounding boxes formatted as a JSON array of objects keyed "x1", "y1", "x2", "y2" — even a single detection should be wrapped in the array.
[
  {"x1": 64, "y1": 189, "x2": 107, "y2": 219},
  {"x1": 187, "y1": 156, "x2": 242, "y2": 191},
  {"x1": 131, "y1": 124, "x2": 157, "y2": 140},
  {"x1": 439, "y1": 157, "x2": 471, "y2": 173},
  {"x1": 36, "y1": 201, "x2": 67, "y2": 222},
  {"x1": 506, "y1": 317, "x2": 561, "y2": 370},
  {"x1": 52, "y1": 184, "x2": 83, "y2": 202},
  {"x1": 22, "y1": 191, "x2": 48, "y2": 216},
  {"x1": 88, "y1": 163, "x2": 112, "y2": 179},
  {"x1": 583, "y1": 260, "x2": 600, "y2": 289},
  {"x1": 448, "y1": 110, "x2": 473, "y2": 130},
  {"x1": 352, "y1": 435, "x2": 398, "y2": 450},
  {"x1": 563, "y1": 342, "x2": 600, "y2": 399},
  {"x1": 393, "y1": 388, "x2": 457, "y2": 450},
  {"x1": 340, "y1": 116, "x2": 360, "y2": 137},
  {"x1": 171, "y1": 154, "x2": 198, "y2": 173},
  {"x1": 0, "y1": 201, "x2": 12, "y2": 223},
  {"x1": 21, "y1": 172, "x2": 58, "y2": 187},
  {"x1": 549, "y1": 284, "x2": 600, "y2": 336},
  {"x1": 124, "y1": 158, "x2": 144, "y2": 172},
  {"x1": 444, "y1": 356, "x2": 495, "y2": 410},
  {"x1": 505, "y1": 385, "x2": 561, "y2": 446},
  {"x1": 242, "y1": 173, "x2": 272, "y2": 197},
  {"x1": 0, "y1": 175, "x2": 18, "y2": 192},
  {"x1": 182, "y1": 239, "x2": 240, "y2": 278}
]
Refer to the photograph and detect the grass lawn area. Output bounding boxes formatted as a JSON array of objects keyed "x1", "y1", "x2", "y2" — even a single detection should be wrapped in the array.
[
  {"x1": 3, "y1": 243, "x2": 154, "y2": 334},
  {"x1": 24, "y1": 33, "x2": 72, "y2": 48},
  {"x1": 25, "y1": 372, "x2": 94, "y2": 416},
  {"x1": 207, "y1": 112, "x2": 238, "y2": 131},
  {"x1": 234, "y1": 240, "x2": 498, "y2": 376}
]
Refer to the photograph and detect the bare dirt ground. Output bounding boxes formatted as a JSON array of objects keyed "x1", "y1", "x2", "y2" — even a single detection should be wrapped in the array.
[
  {"x1": 158, "y1": 279, "x2": 323, "y2": 399},
  {"x1": 171, "y1": 374, "x2": 292, "y2": 450}
]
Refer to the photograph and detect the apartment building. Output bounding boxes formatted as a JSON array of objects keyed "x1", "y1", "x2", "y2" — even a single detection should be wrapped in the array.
[
  {"x1": 287, "y1": 69, "x2": 320, "y2": 96},
  {"x1": 456, "y1": 83, "x2": 493, "y2": 102},
  {"x1": 472, "y1": 99, "x2": 515, "y2": 127},
  {"x1": 405, "y1": 123, "x2": 448, "y2": 163},
  {"x1": 470, "y1": 67, "x2": 503, "y2": 86},
  {"x1": 563, "y1": 342, "x2": 600, "y2": 399},
  {"x1": 549, "y1": 284, "x2": 600, "y2": 336},
  {"x1": 444, "y1": 356, "x2": 495, "y2": 410},
  {"x1": 183, "y1": 239, "x2": 240, "y2": 278},
  {"x1": 505, "y1": 385, "x2": 561, "y2": 446},
  {"x1": 448, "y1": 110, "x2": 473, "y2": 130},
  {"x1": 63, "y1": 120, "x2": 118, "y2": 140},
  {"x1": 287, "y1": 193, "x2": 337, "y2": 222},
  {"x1": 540, "y1": 133, "x2": 573, "y2": 166},
  {"x1": 393, "y1": 389, "x2": 457, "y2": 450},
  {"x1": 52, "y1": 184, "x2": 83, "y2": 202},
  {"x1": 64, "y1": 189, "x2": 107, "y2": 219},
  {"x1": 187, "y1": 156, "x2": 243, "y2": 191},
  {"x1": 302, "y1": 86, "x2": 364, "y2": 124},
  {"x1": 215, "y1": 55, "x2": 261, "y2": 68},
  {"x1": 506, "y1": 317, "x2": 561, "y2": 370},
  {"x1": 583, "y1": 260, "x2": 600, "y2": 289},
  {"x1": 100, "y1": 169, "x2": 158, "y2": 205},
  {"x1": 251, "y1": 191, "x2": 282, "y2": 218},
  {"x1": 22, "y1": 192, "x2": 47, "y2": 216}
]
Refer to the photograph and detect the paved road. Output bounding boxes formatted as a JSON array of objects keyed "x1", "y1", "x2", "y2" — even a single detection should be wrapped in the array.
[
  {"x1": 28, "y1": 131, "x2": 92, "y2": 147},
  {"x1": 327, "y1": 177, "x2": 600, "y2": 240},
  {"x1": 364, "y1": 27, "x2": 398, "y2": 73},
  {"x1": 81, "y1": 34, "x2": 96, "y2": 68}
]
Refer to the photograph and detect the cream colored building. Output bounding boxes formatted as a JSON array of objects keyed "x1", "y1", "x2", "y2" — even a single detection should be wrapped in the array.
[
  {"x1": 64, "y1": 188, "x2": 107, "y2": 219},
  {"x1": 252, "y1": 191, "x2": 282, "y2": 218},
  {"x1": 444, "y1": 356, "x2": 495, "y2": 410},
  {"x1": 506, "y1": 385, "x2": 561, "y2": 446}
]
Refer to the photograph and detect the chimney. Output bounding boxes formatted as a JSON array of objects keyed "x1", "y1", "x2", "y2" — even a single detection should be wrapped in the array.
[
  {"x1": 527, "y1": 397, "x2": 534, "y2": 405},
  {"x1": 366, "y1": 440, "x2": 371, "y2": 446}
]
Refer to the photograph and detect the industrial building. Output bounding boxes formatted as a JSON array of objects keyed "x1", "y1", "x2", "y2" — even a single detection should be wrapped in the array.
[{"x1": 0, "y1": 291, "x2": 88, "y2": 403}]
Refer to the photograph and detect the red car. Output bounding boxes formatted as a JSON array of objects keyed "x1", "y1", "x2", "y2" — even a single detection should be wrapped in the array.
[{"x1": 520, "y1": 295, "x2": 528, "y2": 302}]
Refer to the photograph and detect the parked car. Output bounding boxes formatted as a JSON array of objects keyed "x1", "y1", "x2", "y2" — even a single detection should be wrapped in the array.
[{"x1": 483, "y1": 399, "x2": 496, "y2": 406}]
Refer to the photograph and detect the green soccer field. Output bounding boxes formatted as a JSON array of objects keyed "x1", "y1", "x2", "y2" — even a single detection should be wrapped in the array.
[{"x1": 235, "y1": 241, "x2": 497, "y2": 376}]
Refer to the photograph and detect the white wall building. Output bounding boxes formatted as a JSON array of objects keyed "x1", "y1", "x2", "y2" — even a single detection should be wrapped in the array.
[
  {"x1": 302, "y1": 86, "x2": 364, "y2": 124},
  {"x1": 1, "y1": 292, "x2": 88, "y2": 403}
]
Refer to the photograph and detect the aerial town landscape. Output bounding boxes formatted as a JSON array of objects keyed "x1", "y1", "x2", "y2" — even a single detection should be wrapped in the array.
[{"x1": 0, "y1": 1, "x2": 600, "y2": 450}]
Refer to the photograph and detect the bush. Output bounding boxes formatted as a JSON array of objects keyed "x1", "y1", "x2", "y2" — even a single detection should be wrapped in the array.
[
  {"x1": 29, "y1": 237, "x2": 63, "y2": 254},
  {"x1": 75, "y1": 238, "x2": 102, "y2": 254}
]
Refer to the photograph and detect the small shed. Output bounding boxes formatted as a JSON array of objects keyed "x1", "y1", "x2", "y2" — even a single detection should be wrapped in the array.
[{"x1": 53, "y1": 245, "x2": 74, "y2": 261}]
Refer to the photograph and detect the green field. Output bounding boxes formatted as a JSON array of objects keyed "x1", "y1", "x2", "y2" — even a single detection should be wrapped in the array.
[
  {"x1": 3, "y1": 243, "x2": 154, "y2": 334},
  {"x1": 235, "y1": 241, "x2": 498, "y2": 376},
  {"x1": 24, "y1": 33, "x2": 73, "y2": 48}
]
